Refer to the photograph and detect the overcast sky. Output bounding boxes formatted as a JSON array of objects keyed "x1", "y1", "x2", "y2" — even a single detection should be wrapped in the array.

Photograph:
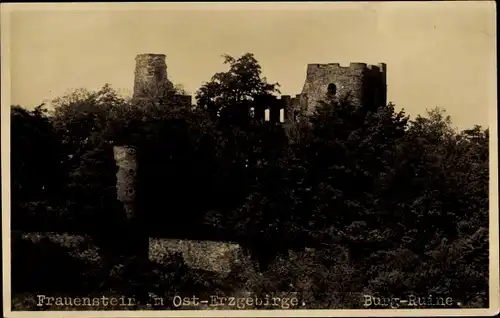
[{"x1": 6, "y1": 2, "x2": 496, "y2": 129}]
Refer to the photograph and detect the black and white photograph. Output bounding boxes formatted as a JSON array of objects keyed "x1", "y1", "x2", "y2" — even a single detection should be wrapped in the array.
[{"x1": 1, "y1": 2, "x2": 498, "y2": 316}]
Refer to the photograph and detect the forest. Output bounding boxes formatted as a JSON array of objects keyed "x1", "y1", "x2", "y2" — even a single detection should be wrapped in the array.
[{"x1": 10, "y1": 53, "x2": 489, "y2": 309}]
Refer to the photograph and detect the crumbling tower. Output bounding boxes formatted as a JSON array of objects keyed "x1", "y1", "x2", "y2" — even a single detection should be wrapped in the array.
[
  {"x1": 296, "y1": 62, "x2": 387, "y2": 116},
  {"x1": 132, "y1": 53, "x2": 175, "y2": 103}
]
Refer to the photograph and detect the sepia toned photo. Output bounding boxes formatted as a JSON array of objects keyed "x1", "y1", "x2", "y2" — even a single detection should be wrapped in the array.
[{"x1": 1, "y1": 2, "x2": 498, "y2": 317}]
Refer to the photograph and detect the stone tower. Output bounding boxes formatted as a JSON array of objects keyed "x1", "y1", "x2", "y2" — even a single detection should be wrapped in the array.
[
  {"x1": 297, "y1": 62, "x2": 387, "y2": 115},
  {"x1": 132, "y1": 53, "x2": 175, "y2": 103}
]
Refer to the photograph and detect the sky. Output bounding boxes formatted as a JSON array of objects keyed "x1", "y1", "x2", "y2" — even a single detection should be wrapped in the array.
[{"x1": 5, "y1": 2, "x2": 497, "y2": 130}]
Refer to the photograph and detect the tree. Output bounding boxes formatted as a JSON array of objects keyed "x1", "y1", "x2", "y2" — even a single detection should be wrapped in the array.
[
  {"x1": 292, "y1": 97, "x2": 409, "y2": 251},
  {"x1": 360, "y1": 108, "x2": 489, "y2": 306},
  {"x1": 227, "y1": 94, "x2": 410, "y2": 269},
  {"x1": 196, "y1": 53, "x2": 280, "y2": 124},
  {"x1": 50, "y1": 85, "x2": 129, "y2": 232},
  {"x1": 195, "y1": 54, "x2": 286, "y2": 216},
  {"x1": 49, "y1": 83, "x2": 220, "y2": 235},
  {"x1": 231, "y1": 96, "x2": 488, "y2": 306},
  {"x1": 11, "y1": 104, "x2": 62, "y2": 230}
]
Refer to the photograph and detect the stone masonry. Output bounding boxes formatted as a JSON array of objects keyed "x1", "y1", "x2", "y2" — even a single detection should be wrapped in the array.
[
  {"x1": 113, "y1": 146, "x2": 138, "y2": 221},
  {"x1": 133, "y1": 53, "x2": 189, "y2": 105},
  {"x1": 298, "y1": 62, "x2": 387, "y2": 115},
  {"x1": 250, "y1": 62, "x2": 387, "y2": 128},
  {"x1": 133, "y1": 54, "x2": 192, "y2": 106}
]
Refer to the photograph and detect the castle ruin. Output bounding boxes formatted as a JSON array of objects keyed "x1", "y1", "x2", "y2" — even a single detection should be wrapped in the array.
[
  {"x1": 117, "y1": 52, "x2": 388, "y2": 220},
  {"x1": 111, "y1": 54, "x2": 389, "y2": 275},
  {"x1": 130, "y1": 53, "x2": 387, "y2": 122}
]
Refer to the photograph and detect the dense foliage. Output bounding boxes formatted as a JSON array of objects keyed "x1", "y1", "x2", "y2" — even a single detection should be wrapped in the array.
[{"x1": 11, "y1": 53, "x2": 490, "y2": 308}]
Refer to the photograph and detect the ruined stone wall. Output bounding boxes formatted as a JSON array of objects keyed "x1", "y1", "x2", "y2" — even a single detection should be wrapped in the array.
[
  {"x1": 298, "y1": 62, "x2": 387, "y2": 115},
  {"x1": 250, "y1": 94, "x2": 305, "y2": 142},
  {"x1": 253, "y1": 94, "x2": 300, "y2": 124},
  {"x1": 133, "y1": 54, "x2": 175, "y2": 102},
  {"x1": 282, "y1": 94, "x2": 302, "y2": 123},
  {"x1": 149, "y1": 238, "x2": 250, "y2": 276}
]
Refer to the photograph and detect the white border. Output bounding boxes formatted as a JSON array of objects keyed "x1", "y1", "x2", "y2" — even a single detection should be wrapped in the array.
[{"x1": 2, "y1": 2, "x2": 499, "y2": 317}]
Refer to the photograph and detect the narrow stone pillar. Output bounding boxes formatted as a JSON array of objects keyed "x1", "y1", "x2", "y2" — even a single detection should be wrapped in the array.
[
  {"x1": 113, "y1": 145, "x2": 149, "y2": 303},
  {"x1": 113, "y1": 145, "x2": 148, "y2": 255},
  {"x1": 113, "y1": 145, "x2": 138, "y2": 221}
]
